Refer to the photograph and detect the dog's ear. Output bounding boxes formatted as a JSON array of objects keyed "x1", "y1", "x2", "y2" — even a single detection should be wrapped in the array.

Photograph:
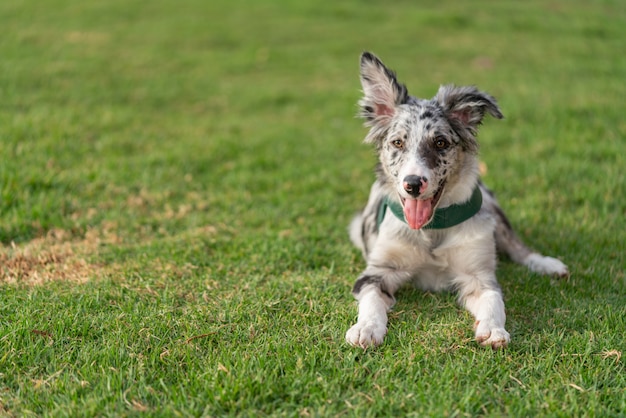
[
  {"x1": 435, "y1": 85, "x2": 503, "y2": 135},
  {"x1": 358, "y1": 52, "x2": 409, "y2": 141}
]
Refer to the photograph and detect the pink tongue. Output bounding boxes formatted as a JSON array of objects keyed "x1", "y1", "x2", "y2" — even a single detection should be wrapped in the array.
[{"x1": 403, "y1": 198, "x2": 434, "y2": 229}]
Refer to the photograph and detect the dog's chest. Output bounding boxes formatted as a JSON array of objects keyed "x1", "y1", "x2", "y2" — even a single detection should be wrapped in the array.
[{"x1": 402, "y1": 230, "x2": 461, "y2": 290}]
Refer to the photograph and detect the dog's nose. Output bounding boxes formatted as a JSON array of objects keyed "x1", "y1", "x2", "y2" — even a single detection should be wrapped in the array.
[{"x1": 403, "y1": 175, "x2": 427, "y2": 197}]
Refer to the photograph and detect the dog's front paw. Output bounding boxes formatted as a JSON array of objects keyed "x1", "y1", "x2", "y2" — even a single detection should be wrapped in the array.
[
  {"x1": 345, "y1": 322, "x2": 386, "y2": 348},
  {"x1": 475, "y1": 321, "x2": 510, "y2": 349},
  {"x1": 524, "y1": 253, "x2": 569, "y2": 277}
]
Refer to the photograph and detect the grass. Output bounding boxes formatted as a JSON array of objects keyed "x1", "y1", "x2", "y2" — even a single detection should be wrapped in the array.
[{"x1": 1, "y1": 0, "x2": 624, "y2": 416}]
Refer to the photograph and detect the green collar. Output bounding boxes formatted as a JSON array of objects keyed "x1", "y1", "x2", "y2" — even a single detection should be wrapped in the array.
[{"x1": 377, "y1": 186, "x2": 483, "y2": 230}]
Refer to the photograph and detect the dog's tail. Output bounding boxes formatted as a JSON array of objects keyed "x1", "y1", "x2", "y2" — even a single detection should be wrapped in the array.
[{"x1": 481, "y1": 184, "x2": 569, "y2": 277}]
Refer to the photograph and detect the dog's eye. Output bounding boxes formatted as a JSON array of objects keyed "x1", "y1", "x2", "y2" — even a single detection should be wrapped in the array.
[
  {"x1": 435, "y1": 138, "x2": 449, "y2": 150},
  {"x1": 391, "y1": 139, "x2": 404, "y2": 149}
]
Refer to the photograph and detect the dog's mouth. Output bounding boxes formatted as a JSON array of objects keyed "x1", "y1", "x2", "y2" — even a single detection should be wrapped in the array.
[{"x1": 400, "y1": 183, "x2": 445, "y2": 230}]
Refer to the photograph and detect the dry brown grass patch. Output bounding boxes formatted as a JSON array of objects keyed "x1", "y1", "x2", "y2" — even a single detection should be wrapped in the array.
[{"x1": 0, "y1": 228, "x2": 103, "y2": 286}]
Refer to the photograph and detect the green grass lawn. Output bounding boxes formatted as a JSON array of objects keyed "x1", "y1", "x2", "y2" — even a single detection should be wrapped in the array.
[{"x1": 1, "y1": 0, "x2": 625, "y2": 416}]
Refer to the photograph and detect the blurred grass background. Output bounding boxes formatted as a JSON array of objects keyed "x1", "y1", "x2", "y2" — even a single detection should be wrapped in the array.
[{"x1": 0, "y1": 0, "x2": 624, "y2": 416}]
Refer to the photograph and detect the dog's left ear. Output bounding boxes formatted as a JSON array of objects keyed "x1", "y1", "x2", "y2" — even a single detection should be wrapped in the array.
[{"x1": 435, "y1": 85, "x2": 503, "y2": 136}]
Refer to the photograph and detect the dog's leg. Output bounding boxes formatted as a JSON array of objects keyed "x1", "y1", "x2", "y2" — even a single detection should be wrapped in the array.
[
  {"x1": 480, "y1": 184, "x2": 569, "y2": 277},
  {"x1": 493, "y1": 208, "x2": 569, "y2": 277},
  {"x1": 345, "y1": 270, "x2": 407, "y2": 348},
  {"x1": 345, "y1": 281, "x2": 391, "y2": 348},
  {"x1": 456, "y1": 275, "x2": 510, "y2": 349}
]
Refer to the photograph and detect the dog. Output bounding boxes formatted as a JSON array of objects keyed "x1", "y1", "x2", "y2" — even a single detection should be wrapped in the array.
[{"x1": 345, "y1": 52, "x2": 568, "y2": 349}]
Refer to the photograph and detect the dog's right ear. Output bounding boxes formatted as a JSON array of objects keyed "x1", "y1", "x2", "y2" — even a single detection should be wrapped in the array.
[{"x1": 358, "y1": 52, "x2": 409, "y2": 142}]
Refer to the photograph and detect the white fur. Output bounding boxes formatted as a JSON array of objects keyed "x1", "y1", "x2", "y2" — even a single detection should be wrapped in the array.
[
  {"x1": 523, "y1": 253, "x2": 569, "y2": 276},
  {"x1": 345, "y1": 287, "x2": 389, "y2": 348}
]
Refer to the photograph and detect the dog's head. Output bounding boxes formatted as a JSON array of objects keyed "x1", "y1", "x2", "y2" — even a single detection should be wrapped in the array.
[{"x1": 358, "y1": 52, "x2": 503, "y2": 229}]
